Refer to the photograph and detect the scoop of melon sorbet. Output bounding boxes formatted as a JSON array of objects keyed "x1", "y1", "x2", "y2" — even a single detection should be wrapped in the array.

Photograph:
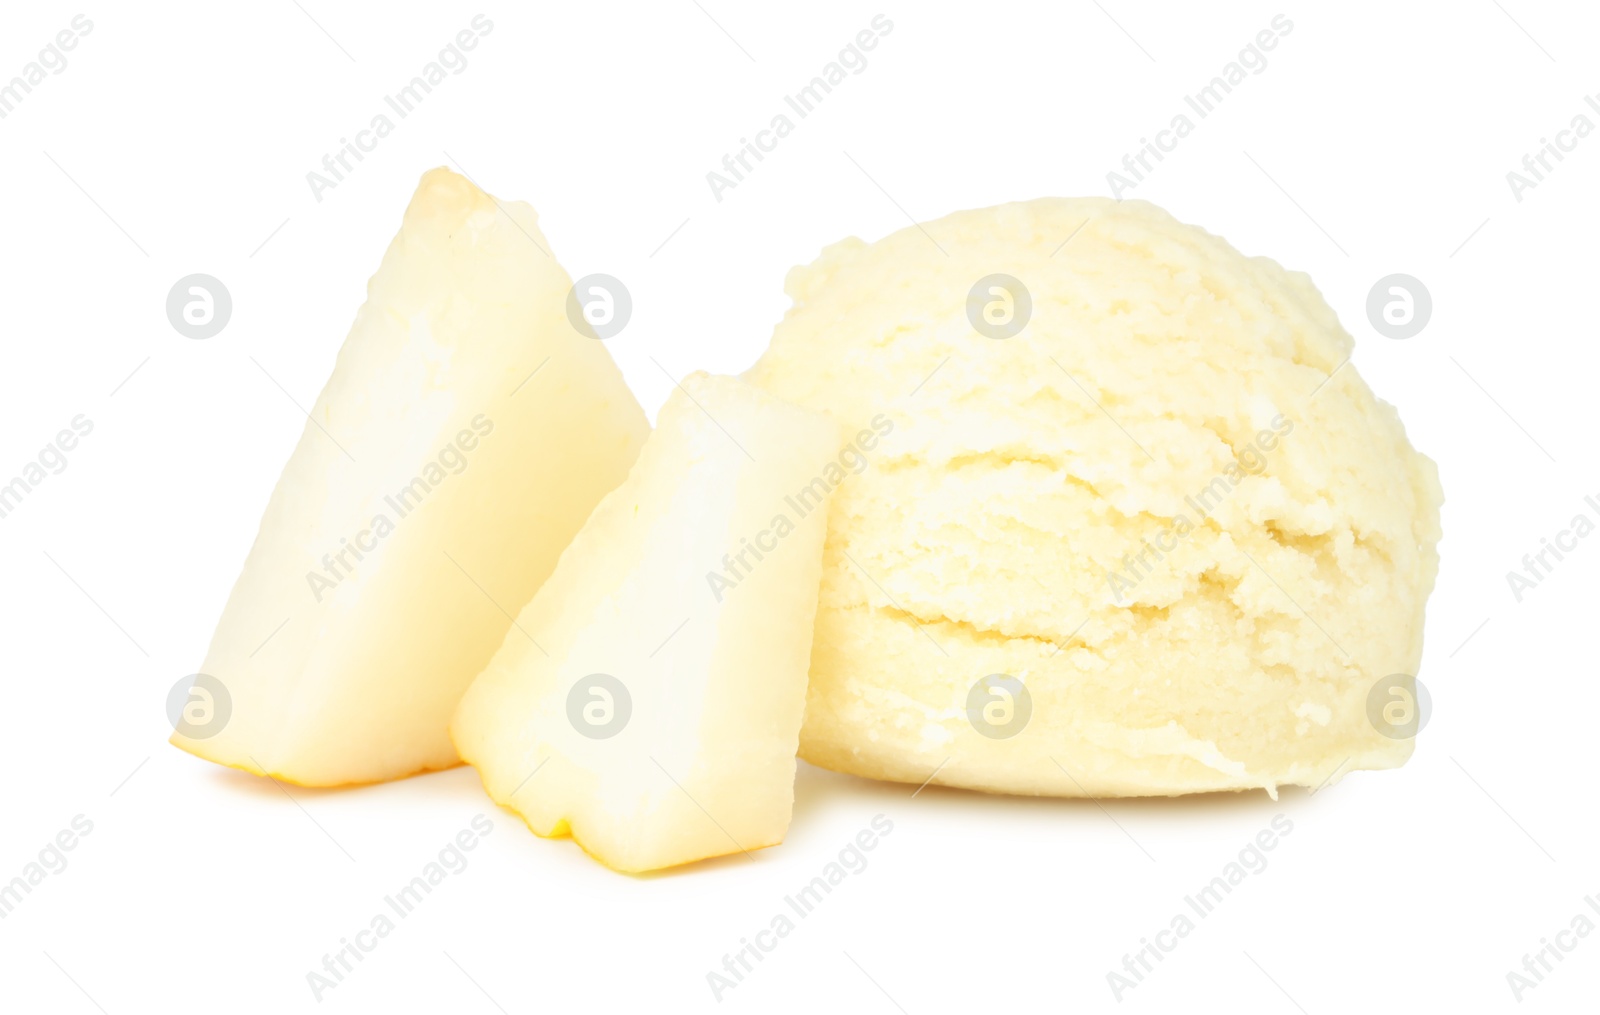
[{"x1": 745, "y1": 197, "x2": 1443, "y2": 798}]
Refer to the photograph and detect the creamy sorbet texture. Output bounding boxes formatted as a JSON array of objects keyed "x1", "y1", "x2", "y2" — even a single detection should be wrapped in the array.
[{"x1": 745, "y1": 197, "x2": 1443, "y2": 797}]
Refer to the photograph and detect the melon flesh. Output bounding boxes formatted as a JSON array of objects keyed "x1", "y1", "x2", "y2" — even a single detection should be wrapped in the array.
[
  {"x1": 171, "y1": 168, "x2": 648, "y2": 786},
  {"x1": 452, "y1": 373, "x2": 838, "y2": 872}
]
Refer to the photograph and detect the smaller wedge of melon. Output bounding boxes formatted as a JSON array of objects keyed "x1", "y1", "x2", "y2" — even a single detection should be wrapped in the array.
[{"x1": 452, "y1": 373, "x2": 839, "y2": 872}]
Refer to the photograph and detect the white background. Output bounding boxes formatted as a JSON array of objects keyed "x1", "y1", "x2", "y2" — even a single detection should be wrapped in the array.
[{"x1": 1, "y1": 1, "x2": 1595, "y2": 1011}]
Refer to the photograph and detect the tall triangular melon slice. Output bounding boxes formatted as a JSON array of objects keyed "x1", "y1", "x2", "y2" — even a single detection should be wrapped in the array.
[{"x1": 172, "y1": 168, "x2": 648, "y2": 786}]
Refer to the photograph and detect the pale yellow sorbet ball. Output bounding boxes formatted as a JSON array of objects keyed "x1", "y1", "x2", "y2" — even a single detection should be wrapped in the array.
[{"x1": 745, "y1": 198, "x2": 1443, "y2": 798}]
